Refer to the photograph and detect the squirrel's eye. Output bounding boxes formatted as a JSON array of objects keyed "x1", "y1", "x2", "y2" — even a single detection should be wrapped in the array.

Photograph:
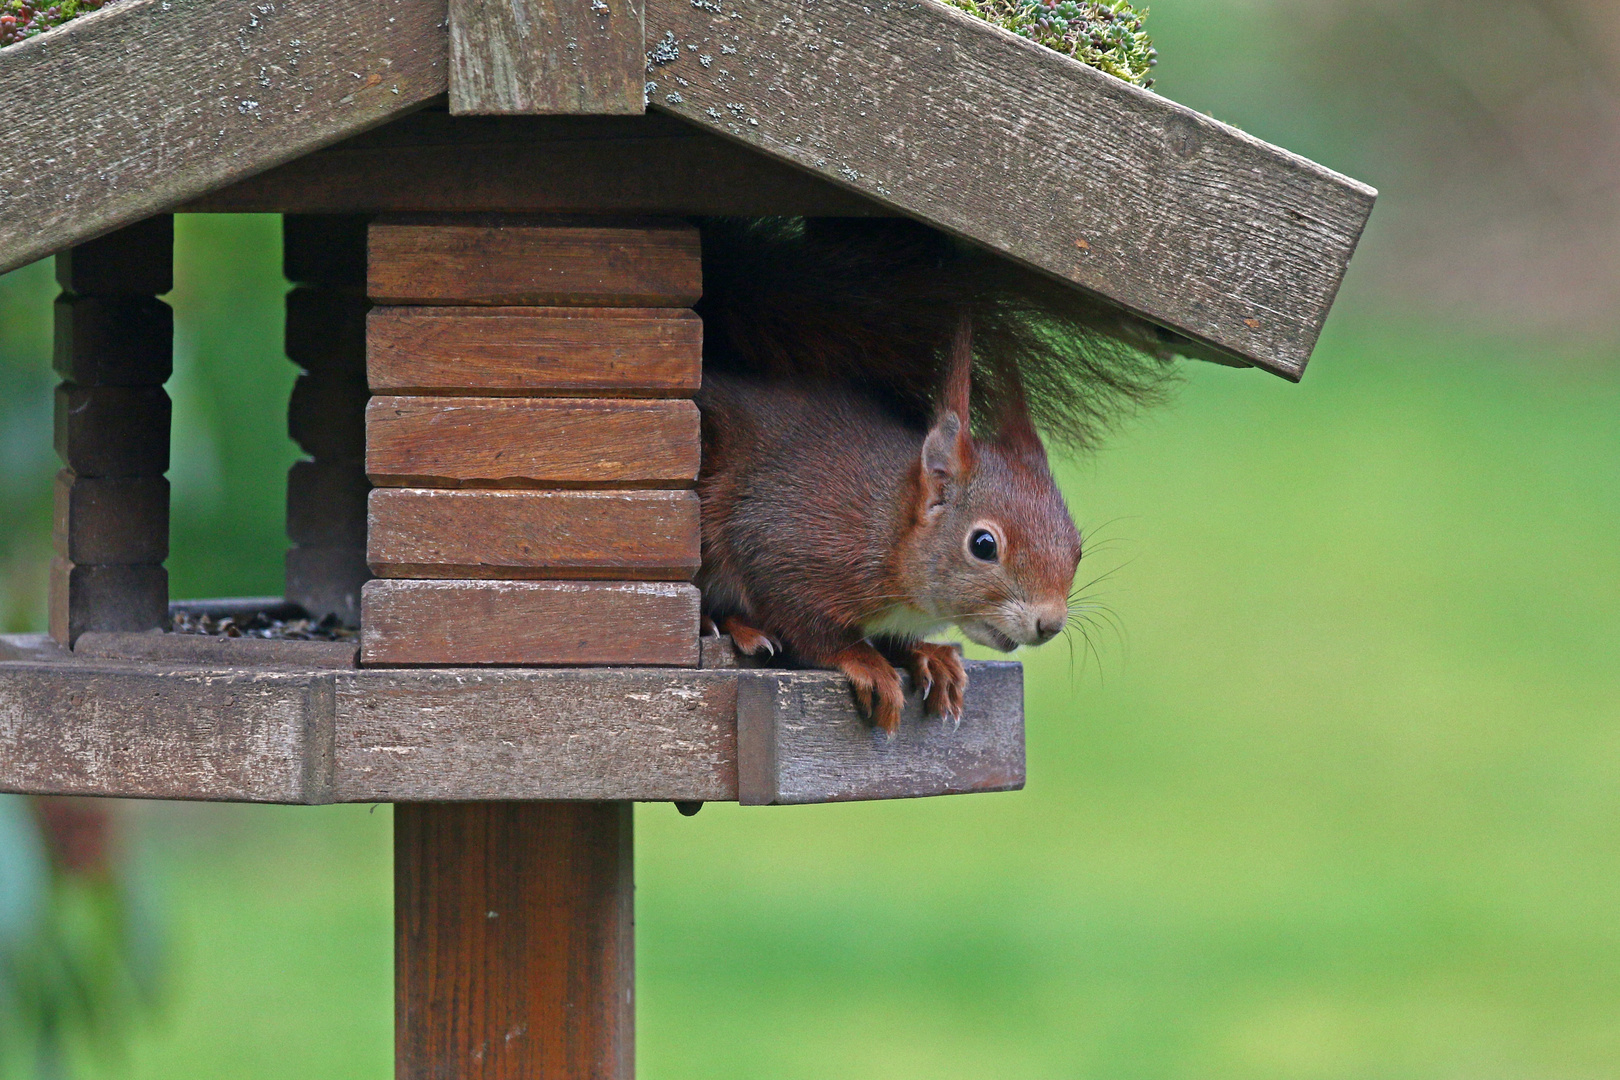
[{"x1": 969, "y1": 528, "x2": 999, "y2": 562}]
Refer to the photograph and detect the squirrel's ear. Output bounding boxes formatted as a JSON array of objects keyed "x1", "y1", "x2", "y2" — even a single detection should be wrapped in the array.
[{"x1": 919, "y1": 315, "x2": 975, "y2": 510}]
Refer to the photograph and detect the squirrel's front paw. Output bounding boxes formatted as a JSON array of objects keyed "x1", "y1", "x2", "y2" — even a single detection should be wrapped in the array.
[
  {"x1": 906, "y1": 642, "x2": 967, "y2": 724},
  {"x1": 832, "y1": 643, "x2": 905, "y2": 734},
  {"x1": 720, "y1": 616, "x2": 782, "y2": 658}
]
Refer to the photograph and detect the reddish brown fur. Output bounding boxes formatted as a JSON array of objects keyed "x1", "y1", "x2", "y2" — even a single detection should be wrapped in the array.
[{"x1": 696, "y1": 319, "x2": 1082, "y2": 731}]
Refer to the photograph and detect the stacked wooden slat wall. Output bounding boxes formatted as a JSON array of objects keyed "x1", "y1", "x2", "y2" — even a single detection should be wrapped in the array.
[
  {"x1": 360, "y1": 217, "x2": 703, "y2": 666},
  {"x1": 283, "y1": 216, "x2": 374, "y2": 627},
  {"x1": 49, "y1": 217, "x2": 173, "y2": 646}
]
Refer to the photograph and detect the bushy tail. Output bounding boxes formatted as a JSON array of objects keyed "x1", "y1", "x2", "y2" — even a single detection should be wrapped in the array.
[{"x1": 695, "y1": 217, "x2": 1179, "y2": 452}]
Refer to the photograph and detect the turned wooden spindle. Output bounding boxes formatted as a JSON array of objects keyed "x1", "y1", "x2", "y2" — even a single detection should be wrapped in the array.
[
  {"x1": 49, "y1": 216, "x2": 173, "y2": 647},
  {"x1": 283, "y1": 214, "x2": 373, "y2": 627}
]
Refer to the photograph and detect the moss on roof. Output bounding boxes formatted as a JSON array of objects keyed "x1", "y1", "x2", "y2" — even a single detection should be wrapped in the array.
[
  {"x1": 941, "y1": 0, "x2": 1156, "y2": 88},
  {"x1": 1, "y1": 0, "x2": 116, "y2": 49}
]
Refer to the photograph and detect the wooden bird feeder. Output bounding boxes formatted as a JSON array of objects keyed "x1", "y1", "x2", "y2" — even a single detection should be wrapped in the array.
[{"x1": 0, "y1": 0, "x2": 1373, "y2": 1074}]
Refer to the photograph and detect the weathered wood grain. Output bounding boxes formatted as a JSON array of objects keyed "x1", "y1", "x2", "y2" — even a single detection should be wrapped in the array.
[
  {"x1": 73, "y1": 632, "x2": 359, "y2": 670},
  {"x1": 181, "y1": 112, "x2": 886, "y2": 216},
  {"x1": 366, "y1": 396, "x2": 701, "y2": 488},
  {"x1": 336, "y1": 667, "x2": 735, "y2": 801},
  {"x1": 53, "y1": 385, "x2": 170, "y2": 478},
  {"x1": 0, "y1": 634, "x2": 1023, "y2": 804},
  {"x1": 737, "y1": 662, "x2": 1024, "y2": 805},
  {"x1": 54, "y1": 216, "x2": 173, "y2": 297},
  {"x1": 368, "y1": 488, "x2": 700, "y2": 580},
  {"x1": 368, "y1": 219, "x2": 702, "y2": 306},
  {"x1": 360, "y1": 579, "x2": 700, "y2": 666},
  {"x1": 0, "y1": 635, "x2": 66, "y2": 663},
  {"x1": 367, "y1": 306, "x2": 702, "y2": 396},
  {"x1": 48, "y1": 561, "x2": 168, "y2": 647},
  {"x1": 645, "y1": 0, "x2": 1376, "y2": 377},
  {"x1": 53, "y1": 296, "x2": 172, "y2": 386},
  {"x1": 396, "y1": 802, "x2": 634, "y2": 1080},
  {"x1": 450, "y1": 0, "x2": 644, "y2": 116},
  {"x1": 0, "y1": 657, "x2": 332, "y2": 803},
  {"x1": 53, "y1": 470, "x2": 169, "y2": 565},
  {"x1": 0, "y1": 0, "x2": 449, "y2": 278}
]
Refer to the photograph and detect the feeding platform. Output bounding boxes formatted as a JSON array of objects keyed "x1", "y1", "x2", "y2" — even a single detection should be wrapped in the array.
[{"x1": 0, "y1": 0, "x2": 1373, "y2": 1074}]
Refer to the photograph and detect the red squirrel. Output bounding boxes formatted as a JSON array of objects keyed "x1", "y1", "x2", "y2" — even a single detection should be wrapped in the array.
[{"x1": 694, "y1": 218, "x2": 1172, "y2": 731}]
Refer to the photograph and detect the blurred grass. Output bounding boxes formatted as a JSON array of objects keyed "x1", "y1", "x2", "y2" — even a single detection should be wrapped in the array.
[{"x1": 0, "y1": 215, "x2": 1606, "y2": 1074}]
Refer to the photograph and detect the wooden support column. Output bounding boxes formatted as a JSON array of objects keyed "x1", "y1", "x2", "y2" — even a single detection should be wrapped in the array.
[
  {"x1": 396, "y1": 802, "x2": 634, "y2": 1080},
  {"x1": 283, "y1": 215, "x2": 373, "y2": 627},
  {"x1": 360, "y1": 216, "x2": 703, "y2": 666},
  {"x1": 49, "y1": 217, "x2": 173, "y2": 646}
]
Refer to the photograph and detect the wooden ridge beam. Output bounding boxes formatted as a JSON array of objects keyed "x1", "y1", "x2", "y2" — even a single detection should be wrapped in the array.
[
  {"x1": 0, "y1": 0, "x2": 449, "y2": 277},
  {"x1": 643, "y1": 0, "x2": 1376, "y2": 377}
]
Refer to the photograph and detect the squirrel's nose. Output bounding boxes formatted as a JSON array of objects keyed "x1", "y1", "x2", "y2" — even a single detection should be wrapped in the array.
[{"x1": 1034, "y1": 613, "x2": 1065, "y2": 643}]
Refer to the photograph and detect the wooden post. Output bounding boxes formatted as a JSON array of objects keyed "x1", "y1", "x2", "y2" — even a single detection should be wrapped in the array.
[
  {"x1": 49, "y1": 216, "x2": 173, "y2": 646},
  {"x1": 395, "y1": 802, "x2": 634, "y2": 1080},
  {"x1": 283, "y1": 215, "x2": 372, "y2": 626}
]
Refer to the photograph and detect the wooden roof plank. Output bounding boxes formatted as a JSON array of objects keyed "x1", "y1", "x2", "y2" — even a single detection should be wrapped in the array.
[
  {"x1": 450, "y1": 0, "x2": 646, "y2": 114},
  {"x1": 644, "y1": 0, "x2": 1377, "y2": 377},
  {"x1": 0, "y1": 0, "x2": 450, "y2": 278}
]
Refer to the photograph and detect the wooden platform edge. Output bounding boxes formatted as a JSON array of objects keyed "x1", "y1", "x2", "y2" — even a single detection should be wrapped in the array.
[{"x1": 0, "y1": 636, "x2": 1022, "y2": 806}]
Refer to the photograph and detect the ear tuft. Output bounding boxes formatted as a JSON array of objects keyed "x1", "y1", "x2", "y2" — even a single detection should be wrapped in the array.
[
  {"x1": 993, "y1": 355, "x2": 1046, "y2": 462},
  {"x1": 919, "y1": 318, "x2": 976, "y2": 511}
]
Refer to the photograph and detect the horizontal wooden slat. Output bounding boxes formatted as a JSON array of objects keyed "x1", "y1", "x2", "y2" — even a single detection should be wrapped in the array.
[
  {"x1": 0, "y1": 657, "x2": 330, "y2": 803},
  {"x1": 180, "y1": 113, "x2": 886, "y2": 217},
  {"x1": 368, "y1": 489, "x2": 700, "y2": 580},
  {"x1": 738, "y1": 664, "x2": 1024, "y2": 805},
  {"x1": 367, "y1": 307, "x2": 702, "y2": 396},
  {"x1": 644, "y1": 0, "x2": 1375, "y2": 377},
  {"x1": 337, "y1": 667, "x2": 732, "y2": 802},
  {"x1": 0, "y1": 633, "x2": 1021, "y2": 805},
  {"x1": 368, "y1": 219, "x2": 702, "y2": 306},
  {"x1": 366, "y1": 396, "x2": 700, "y2": 488},
  {"x1": 73, "y1": 632, "x2": 359, "y2": 670},
  {"x1": 0, "y1": 0, "x2": 449, "y2": 278},
  {"x1": 359, "y1": 579, "x2": 700, "y2": 666}
]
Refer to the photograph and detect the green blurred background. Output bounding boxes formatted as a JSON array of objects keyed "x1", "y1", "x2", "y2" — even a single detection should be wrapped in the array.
[{"x1": 4, "y1": 0, "x2": 1620, "y2": 1076}]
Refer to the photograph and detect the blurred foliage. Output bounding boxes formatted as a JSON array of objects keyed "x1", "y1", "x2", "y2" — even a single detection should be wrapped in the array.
[{"x1": 0, "y1": 799, "x2": 163, "y2": 1079}]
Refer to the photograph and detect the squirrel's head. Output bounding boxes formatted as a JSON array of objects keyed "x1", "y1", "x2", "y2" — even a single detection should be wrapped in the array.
[{"x1": 899, "y1": 319, "x2": 1083, "y2": 652}]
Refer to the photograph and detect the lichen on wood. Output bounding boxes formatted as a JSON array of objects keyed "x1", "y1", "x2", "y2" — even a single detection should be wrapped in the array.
[{"x1": 940, "y1": 0, "x2": 1156, "y2": 88}]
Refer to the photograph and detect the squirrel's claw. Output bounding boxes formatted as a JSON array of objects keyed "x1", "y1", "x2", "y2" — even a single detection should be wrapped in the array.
[
  {"x1": 832, "y1": 643, "x2": 905, "y2": 734},
  {"x1": 906, "y1": 642, "x2": 969, "y2": 725},
  {"x1": 720, "y1": 617, "x2": 781, "y2": 658}
]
